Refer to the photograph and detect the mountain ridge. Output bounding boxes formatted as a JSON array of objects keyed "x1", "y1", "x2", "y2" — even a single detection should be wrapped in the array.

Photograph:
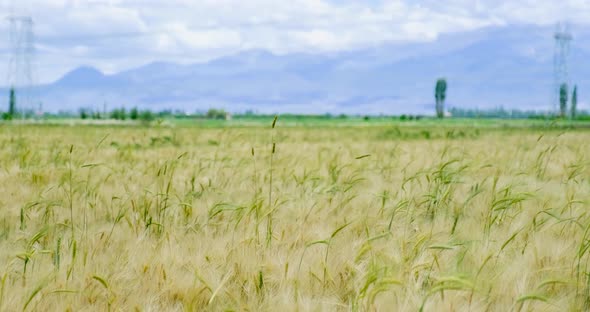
[{"x1": 21, "y1": 24, "x2": 590, "y2": 114}]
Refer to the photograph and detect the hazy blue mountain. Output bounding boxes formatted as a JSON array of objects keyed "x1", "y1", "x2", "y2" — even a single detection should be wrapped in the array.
[{"x1": 31, "y1": 24, "x2": 590, "y2": 115}]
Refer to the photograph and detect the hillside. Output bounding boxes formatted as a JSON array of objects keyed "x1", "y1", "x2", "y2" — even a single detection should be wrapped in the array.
[{"x1": 25, "y1": 24, "x2": 590, "y2": 114}]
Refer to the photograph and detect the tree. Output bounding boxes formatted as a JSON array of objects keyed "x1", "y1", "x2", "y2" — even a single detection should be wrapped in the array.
[
  {"x1": 435, "y1": 79, "x2": 447, "y2": 118},
  {"x1": 571, "y1": 85, "x2": 578, "y2": 119},
  {"x1": 559, "y1": 83, "x2": 568, "y2": 118},
  {"x1": 110, "y1": 108, "x2": 127, "y2": 120},
  {"x1": 8, "y1": 87, "x2": 16, "y2": 118},
  {"x1": 139, "y1": 110, "x2": 155, "y2": 123},
  {"x1": 206, "y1": 108, "x2": 229, "y2": 120},
  {"x1": 80, "y1": 108, "x2": 89, "y2": 119},
  {"x1": 130, "y1": 107, "x2": 139, "y2": 120},
  {"x1": 110, "y1": 109, "x2": 120, "y2": 120}
]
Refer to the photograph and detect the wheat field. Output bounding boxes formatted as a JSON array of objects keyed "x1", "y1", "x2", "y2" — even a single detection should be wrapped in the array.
[{"x1": 0, "y1": 123, "x2": 589, "y2": 311}]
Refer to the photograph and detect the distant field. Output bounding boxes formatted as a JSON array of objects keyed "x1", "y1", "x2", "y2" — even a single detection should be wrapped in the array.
[
  {"x1": 25, "y1": 115, "x2": 590, "y2": 129},
  {"x1": 0, "y1": 121, "x2": 589, "y2": 311}
]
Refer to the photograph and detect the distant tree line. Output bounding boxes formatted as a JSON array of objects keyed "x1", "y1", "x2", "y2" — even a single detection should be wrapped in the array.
[
  {"x1": 79, "y1": 107, "x2": 155, "y2": 122},
  {"x1": 2, "y1": 79, "x2": 583, "y2": 121},
  {"x1": 77, "y1": 107, "x2": 232, "y2": 122},
  {"x1": 436, "y1": 78, "x2": 580, "y2": 120},
  {"x1": 449, "y1": 106, "x2": 590, "y2": 119}
]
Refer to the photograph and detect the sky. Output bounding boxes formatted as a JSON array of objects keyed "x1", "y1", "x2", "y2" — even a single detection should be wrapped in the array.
[{"x1": 0, "y1": 0, "x2": 589, "y2": 83}]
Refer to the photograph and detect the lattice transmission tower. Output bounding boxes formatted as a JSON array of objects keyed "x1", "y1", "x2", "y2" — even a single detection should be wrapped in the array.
[
  {"x1": 6, "y1": 14, "x2": 37, "y2": 116},
  {"x1": 553, "y1": 22, "x2": 573, "y2": 114}
]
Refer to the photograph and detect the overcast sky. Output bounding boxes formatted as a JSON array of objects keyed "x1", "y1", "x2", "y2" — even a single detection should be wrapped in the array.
[{"x1": 1, "y1": 0, "x2": 589, "y2": 83}]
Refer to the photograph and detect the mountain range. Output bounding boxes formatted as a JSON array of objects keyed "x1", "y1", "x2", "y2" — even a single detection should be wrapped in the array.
[{"x1": 13, "y1": 24, "x2": 590, "y2": 115}]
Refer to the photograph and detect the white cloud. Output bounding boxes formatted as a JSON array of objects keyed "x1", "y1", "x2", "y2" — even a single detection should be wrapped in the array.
[{"x1": 0, "y1": 0, "x2": 588, "y2": 82}]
